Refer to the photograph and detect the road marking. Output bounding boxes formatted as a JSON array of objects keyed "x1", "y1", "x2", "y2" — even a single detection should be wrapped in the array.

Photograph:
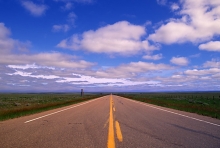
[
  {"x1": 103, "y1": 118, "x2": 109, "y2": 129},
  {"x1": 108, "y1": 95, "x2": 115, "y2": 148},
  {"x1": 115, "y1": 121, "x2": 123, "y2": 142},
  {"x1": 24, "y1": 97, "x2": 105, "y2": 123},
  {"x1": 121, "y1": 96, "x2": 220, "y2": 127}
]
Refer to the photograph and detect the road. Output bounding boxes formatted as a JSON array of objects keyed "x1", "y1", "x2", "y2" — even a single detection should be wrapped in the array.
[{"x1": 1, "y1": 95, "x2": 220, "y2": 148}]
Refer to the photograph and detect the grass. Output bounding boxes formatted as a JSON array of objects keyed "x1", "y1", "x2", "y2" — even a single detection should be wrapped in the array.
[
  {"x1": 0, "y1": 93, "x2": 105, "y2": 121},
  {"x1": 115, "y1": 92, "x2": 220, "y2": 119}
]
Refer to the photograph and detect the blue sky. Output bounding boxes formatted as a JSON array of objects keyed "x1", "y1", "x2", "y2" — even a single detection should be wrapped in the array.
[{"x1": 0, "y1": 0, "x2": 220, "y2": 92}]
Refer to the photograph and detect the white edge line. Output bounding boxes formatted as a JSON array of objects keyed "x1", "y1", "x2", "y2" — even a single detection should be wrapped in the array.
[
  {"x1": 118, "y1": 96, "x2": 220, "y2": 127},
  {"x1": 24, "y1": 96, "x2": 105, "y2": 123}
]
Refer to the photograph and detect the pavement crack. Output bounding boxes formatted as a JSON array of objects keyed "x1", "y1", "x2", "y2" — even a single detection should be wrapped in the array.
[
  {"x1": 69, "y1": 122, "x2": 82, "y2": 125},
  {"x1": 120, "y1": 122, "x2": 165, "y2": 141},
  {"x1": 103, "y1": 118, "x2": 109, "y2": 129},
  {"x1": 120, "y1": 122, "x2": 185, "y2": 147},
  {"x1": 170, "y1": 123, "x2": 220, "y2": 140}
]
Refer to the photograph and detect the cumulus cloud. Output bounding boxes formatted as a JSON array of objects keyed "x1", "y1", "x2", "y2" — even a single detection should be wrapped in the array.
[
  {"x1": 5, "y1": 61, "x2": 167, "y2": 88},
  {"x1": 0, "y1": 23, "x2": 31, "y2": 54},
  {"x1": 0, "y1": 23, "x2": 10, "y2": 38},
  {"x1": 52, "y1": 12, "x2": 76, "y2": 32},
  {"x1": 203, "y1": 59, "x2": 220, "y2": 68},
  {"x1": 170, "y1": 57, "x2": 189, "y2": 66},
  {"x1": 21, "y1": 1, "x2": 48, "y2": 16},
  {"x1": 93, "y1": 61, "x2": 173, "y2": 78},
  {"x1": 6, "y1": 69, "x2": 160, "y2": 87},
  {"x1": 0, "y1": 23, "x2": 14, "y2": 53},
  {"x1": 170, "y1": 3, "x2": 180, "y2": 11},
  {"x1": 7, "y1": 70, "x2": 60, "y2": 80},
  {"x1": 0, "y1": 23, "x2": 94, "y2": 69},
  {"x1": 57, "y1": 21, "x2": 157, "y2": 55},
  {"x1": 199, "y1": 41, "x2": 220, "y2": 52},
  {"x1": 184, "y1": 68, "x2": 220, "y2": 76},
  {"x1": 56, "y1": 73, "x2": 159, "y2": 86},
  {"x1": 0, "y1": 53, "x2": 93, "y2": 69},
  {"x1": 149, "y1": 0, "x2": 220, "y2": 44},
  {"x1": 142, "y1": 54, "x2": 163, "y2": 60},
  {"x1": 8, "y1": 64, "x2": 55, "y2": 70}
]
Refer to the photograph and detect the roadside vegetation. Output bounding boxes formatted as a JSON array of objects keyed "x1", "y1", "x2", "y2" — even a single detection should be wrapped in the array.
[
  {"x1": 115, "y1": 92, "x2": 220, "y2": 119},
  {"x1": 0, "y1": 93, "x2": 105, "y2": 121}
]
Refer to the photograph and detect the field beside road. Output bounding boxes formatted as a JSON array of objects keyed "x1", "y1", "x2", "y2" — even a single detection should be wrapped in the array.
[
  {"x1": 0, "y1": 93, "x2": 105, "y2": 121},
  {"x1": 115, "y1": 92, "x2": 220, "y2": 119}
]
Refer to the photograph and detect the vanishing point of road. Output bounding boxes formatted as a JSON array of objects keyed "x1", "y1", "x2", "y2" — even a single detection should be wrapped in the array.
[{"x1": 1, "y1": 95, "x2": 220, "y2": 148}]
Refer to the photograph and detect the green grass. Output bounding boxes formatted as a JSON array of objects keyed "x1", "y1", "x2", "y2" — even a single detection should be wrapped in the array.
[
  {"x1": 0, "y1": 93, "x2": 105, "y2": 121},
  {"x1": 115, "y1": 92, "x2": 220, "y2": 119}
]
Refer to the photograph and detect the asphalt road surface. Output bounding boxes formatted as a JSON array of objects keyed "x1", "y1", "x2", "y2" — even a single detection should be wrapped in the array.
[{"x1": 1, "y1": 95, "x2": 220, "y2": 148}]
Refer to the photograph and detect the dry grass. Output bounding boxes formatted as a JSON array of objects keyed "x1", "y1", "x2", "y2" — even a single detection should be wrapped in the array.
[
  {"x1": 0, "y1": 93, "x2": 105, "y2": 121},
  {"x1": 116, "y1": 92, "x2": 220, "y2": 119}
]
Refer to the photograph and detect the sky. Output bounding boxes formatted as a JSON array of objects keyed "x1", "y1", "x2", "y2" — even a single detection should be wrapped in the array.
[{"x1": 0, "y1": 0, "x2": 220, "y2": 92}]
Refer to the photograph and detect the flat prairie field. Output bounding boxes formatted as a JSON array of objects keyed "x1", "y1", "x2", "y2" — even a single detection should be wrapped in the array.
[
  {"x1": 116, "y1": 92, "x2": 220, "y2": 119},
  {"x1": 0, "y1": 93, "x2": 104, "y2": 121}
]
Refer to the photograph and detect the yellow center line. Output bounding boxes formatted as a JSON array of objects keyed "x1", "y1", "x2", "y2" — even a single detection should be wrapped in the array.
[
  {"x1": 108, "y1": 95, "x2": 115, "y2": 148},
  {"x1": 115, "y1": 121, "x2": 123, "y2": 142}
]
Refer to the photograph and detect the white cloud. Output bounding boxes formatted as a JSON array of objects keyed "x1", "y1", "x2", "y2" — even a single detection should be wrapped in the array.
[
  {"x1": 170, "y1": 57, "x2": 189, "y2": 66},
  {"x1": 189, "y1": 53, "x2": 200, "y2": 58},
  {"x1": 7, "y1": 70, "x2": 60, "y2": 80},
  {"x1": 149, "y1": 22, "x2": 196, "y2": 44},
  {"x1": 6, "y1": 70, "x2": 160, "y2": 87},
  {"x1": 8, "y1": 64, "x2": 55, "y2": 70},
  {"x1": 157, "y1": 0, "x2": 167, "y2": 5},
  {"x1": 171, "y1": 74, "x2": 184, "y2": 79},
  {"x1": 67, "y1": 12, "x2": 77, "y2": 25},
  {"x1": 0, "y1": 23, "x2": 31, "y2": 54},
  {"x1": 0, "y1": 23, "x2": 10, "y2": 38},
  {"x1": 213, "y1": 73, "x2": 220, "y2": 78},
  {"x1": 62, "y1": 2, "x2": 72, "y2": 10},
  {"x1": 54, "y1": 0, "x2": 93, "y2": 4},
  {"x1": 57, "y1": 21, "x2": 157, "y2": 55},
  {"x1": 52, "y1": 12, "x2": 76, "y2": 32},
  {"x1": 21, "y1": 1, "x2": 48, "y2": 16},
  {"x1": 149, "y1": 0, "x2": 220, "y2": 44},
  {"x1": 199, "y1": 41, "x2": 220, "y2": 52},
  {"x1": 170, "y1": 3, "x2": 180, "y2": 11},
  {"x1": 0, "y1": 23, "x2": 92, "y2": 69},
  {"x1": 53, "y1": 0, "x2": 74, "y2": 10},
  {"x1": 93, "y1": 61, "x2": 173, "y2": 78},
  {"x1": 203, "y1": 59, "x2": 220, "y2": 68},
  {"x1": 0, "y1": 23, "x2": 14, "y2": 53},
  {"x1": 56, "y1": 73, "x2": 160, "y2": 86},
  {"x1": 72, "y1": 0, "x2": 93, "y2": 3},
  {"x1": 142, "y1": 54, "x2": 163, "y2": 60},
  {"x1": 0, "y1": 53, "x2": 93, "y2": 69},
  {"x1": 185, "y1": 68, "x2": 220, "y2": 76},
  {"x1": 53, "y1": 24, "x2": 70, "y2": 32}
]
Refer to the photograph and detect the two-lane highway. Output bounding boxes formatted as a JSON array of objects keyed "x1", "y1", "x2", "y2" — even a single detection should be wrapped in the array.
[{"x1": 1, "y1": 95, "x2": 220, "y2": 148}]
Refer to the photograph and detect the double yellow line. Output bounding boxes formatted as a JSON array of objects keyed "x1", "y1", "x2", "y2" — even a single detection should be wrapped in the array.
[{"x1": 108, "y1": 95, "x2": 123, "y2": 148}]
